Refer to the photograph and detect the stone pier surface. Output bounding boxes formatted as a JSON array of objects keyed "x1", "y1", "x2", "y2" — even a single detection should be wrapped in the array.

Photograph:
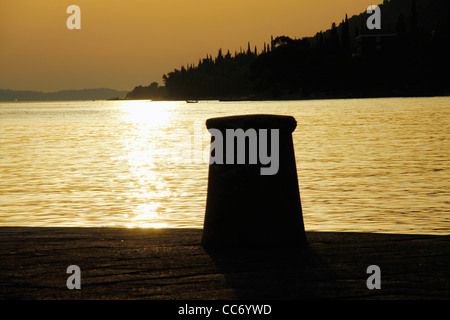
[{"x1": 0, "y1": 227, "x2": 449, "y2": 300}]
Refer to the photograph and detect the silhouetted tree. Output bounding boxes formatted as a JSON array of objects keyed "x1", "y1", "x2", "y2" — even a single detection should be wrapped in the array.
[
  {"x1": 247, "y1": 42, "x2": 252, "y2": 55},
  {"x1": 217, "y1": 48, "x2": 223, "y2": 61},
  {"x1": 126, "y1": 82, "x2": 166, "y2": 100},
  {"x1": 272, "y1": 36, "x2": 294, "y2": 48},
  {"x1": 329, "y1": 22, "x2": 340, "y2": 52},
  {"x1": 341, "y1": 14, "x2": 351, "y2": 53}
]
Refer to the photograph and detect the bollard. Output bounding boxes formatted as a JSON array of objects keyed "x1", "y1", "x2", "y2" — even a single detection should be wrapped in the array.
[{"x1": 202, "y1": 114, "x2": 307, "y2": 249}]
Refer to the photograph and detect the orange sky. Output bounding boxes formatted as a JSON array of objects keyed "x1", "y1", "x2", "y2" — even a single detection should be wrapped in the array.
[{"x1": 0, "y1": 0, "x2": 375, "y2": 92}]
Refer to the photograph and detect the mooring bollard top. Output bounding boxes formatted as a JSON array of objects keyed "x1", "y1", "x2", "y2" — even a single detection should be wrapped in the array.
[{"x1": 206, "y1": 114, "x2": 297, "y2": 132}]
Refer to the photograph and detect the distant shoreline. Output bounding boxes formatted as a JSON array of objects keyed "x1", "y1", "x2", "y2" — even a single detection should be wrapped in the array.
[
  {"x1": 0, "y1": 88, "x2": 128, "y2": 102},
  {"x1": 2, "y1": 91, "x2": 449, "y2": 103}
]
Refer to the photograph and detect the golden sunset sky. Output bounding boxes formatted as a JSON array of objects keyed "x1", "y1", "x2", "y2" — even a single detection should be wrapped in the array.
[{"x1": 0, "y1": 0, "x2": 375, "y2": 92}]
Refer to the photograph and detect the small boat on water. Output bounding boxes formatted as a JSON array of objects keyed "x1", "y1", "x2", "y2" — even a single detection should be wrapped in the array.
[{"x1": 186, "y1": 100, "x2": 199, "y2": 103}]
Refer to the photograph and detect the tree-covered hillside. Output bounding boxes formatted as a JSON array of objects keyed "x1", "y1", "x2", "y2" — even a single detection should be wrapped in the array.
[{"x1": 127, "y1": 0, "x2": 450, "y2": 100}]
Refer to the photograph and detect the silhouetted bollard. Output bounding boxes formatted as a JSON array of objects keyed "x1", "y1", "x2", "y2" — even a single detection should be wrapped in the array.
[{"x1": 202, "y1": 114, "x2": 307, "y2": 249}]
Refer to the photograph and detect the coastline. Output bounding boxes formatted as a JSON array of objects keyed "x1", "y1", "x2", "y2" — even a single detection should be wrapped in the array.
[
  {"x1": 2, "y1": 92, "x2": 449, "y2": 103},
  {"x1": 111, "y1": 92, "x2": 450, "y2": 102},
  {"x1": 1, "y1": 227, "x2": 449, "y2": 300}
]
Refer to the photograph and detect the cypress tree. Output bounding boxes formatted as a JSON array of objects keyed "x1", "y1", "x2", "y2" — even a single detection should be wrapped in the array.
[{"x1": 341, "y1": 14, "x2": 350, "y2": 53}]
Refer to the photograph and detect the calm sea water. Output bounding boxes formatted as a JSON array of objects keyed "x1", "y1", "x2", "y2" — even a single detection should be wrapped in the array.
[{"x1": 1, "y1": 98, "x2": 449, "y2": 234}]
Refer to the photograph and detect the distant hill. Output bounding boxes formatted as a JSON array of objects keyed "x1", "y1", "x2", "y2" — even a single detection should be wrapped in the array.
[
  {"x1": 0, "y1": 88, "x2": 129, "y2": 101},
  {"x1": 130, "y1": 0, "x2": 450, "y2": 100}
]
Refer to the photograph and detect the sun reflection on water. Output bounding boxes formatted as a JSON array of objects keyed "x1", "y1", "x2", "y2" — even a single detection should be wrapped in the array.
[{"x1": 117, "y1": 100, "x2": 179, "y2": 228}]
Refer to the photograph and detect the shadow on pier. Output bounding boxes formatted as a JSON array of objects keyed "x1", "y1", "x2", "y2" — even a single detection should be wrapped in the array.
[
  {"x1": 204, "y1": 242, "x2": 338, "y2": 299},
  {"x1": 204, "y1": 231, "x2": 450, "y2": 300}
]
